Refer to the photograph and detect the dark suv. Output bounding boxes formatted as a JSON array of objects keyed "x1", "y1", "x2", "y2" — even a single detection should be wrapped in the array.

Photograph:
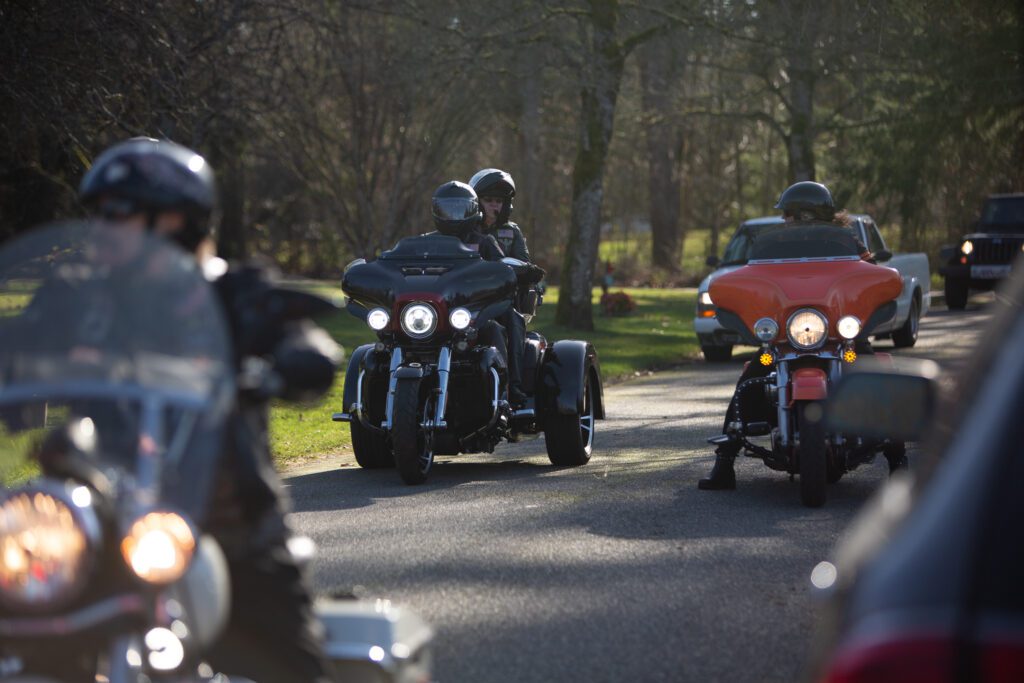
[{"x1": 940, "y1": 193, "x2": 1024, "y2": 309}]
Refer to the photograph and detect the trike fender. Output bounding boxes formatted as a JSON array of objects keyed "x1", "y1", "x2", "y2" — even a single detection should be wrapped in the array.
[
  {"x1": 537, "y1": 340, "x2": 605, "y2": 419},
  {"x1": 342, "y1": 343, "x2": 375, "y2": 413}
]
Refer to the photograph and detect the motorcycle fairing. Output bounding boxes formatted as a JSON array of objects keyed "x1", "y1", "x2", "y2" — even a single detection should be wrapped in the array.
[
  {"x1": 709, "y1": 259, "x2": 903, "y2": 341},
  {"x1": 342, "y1": 235, "x2": 516, "y2": 334}
]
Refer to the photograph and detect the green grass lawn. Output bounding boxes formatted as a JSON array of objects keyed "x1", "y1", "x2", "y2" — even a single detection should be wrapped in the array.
[{"x1": 269, "y1": 284, "x2": 699, "y2": 466}]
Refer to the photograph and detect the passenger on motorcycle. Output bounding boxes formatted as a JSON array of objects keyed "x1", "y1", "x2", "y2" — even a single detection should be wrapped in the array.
[
  {"x1": 469, "y1": 169, "x2": 544, "y2": 407},
  {"x1": 431, "y1": 180, "x2": 543, "y2": 407},
  {"x1": 698, "y1": 181, "x2": 881, "y2": 491},
  {"x1": 78, "y1": 137, "x2": 339, "y2": 683},
  {"x1": 469, "y1": 167, "x2": 532, "y2": 262}
]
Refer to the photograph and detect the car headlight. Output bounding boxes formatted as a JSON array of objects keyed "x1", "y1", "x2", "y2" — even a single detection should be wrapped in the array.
[
  {"x1": 753, "y1": 317, "x2": 779, "y2": 342},
  {"x1": 699, "y1": 291, "x2": 713, "y2": 306},
  {"x1": 0, "y1": 481, "x2": 100, "y2": 610},
  {"x1": 787, "y1": 309, "x2": 828, "y2": 349},
  {"x1": 449, "y1": 307, "x2": 472, "y2": 330},
  {"x1": 401, "y1": 303, "x2": 437, "y2": 339},
  {"x1": 837, "y1": 315, "x2": 862, "y2": 340},
  {"x1": 121, "y1": 511, "x2": 196, "y2": 585},
  {"x1": 961, "y1": 240, "x2": 974, "y2": 255},
  {"x1": 367, "y1": 307, "x2": 390, "y2": 331}
]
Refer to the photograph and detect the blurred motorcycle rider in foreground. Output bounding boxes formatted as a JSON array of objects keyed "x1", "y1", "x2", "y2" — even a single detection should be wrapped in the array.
[
  {"x1": 78, "y1": 137, "x2": 339, "y2": 682},
  {"x1": 698, "y1": 181, "x2": 880, "y2": 491},
  {"x1": 429, "y1": 180, "x2": 544, "y2": 406}
]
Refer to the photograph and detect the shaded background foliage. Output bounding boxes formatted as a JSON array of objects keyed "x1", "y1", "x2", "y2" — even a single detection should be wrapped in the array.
[{"x1": 1, "y1": 0, "x2": 1021, "y2": 323}]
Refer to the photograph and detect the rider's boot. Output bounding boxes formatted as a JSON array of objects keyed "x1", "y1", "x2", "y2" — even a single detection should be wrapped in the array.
[
  {"x1": 883, "y1": 442, "x2": 908, "y2": 475},
  {"x1": 506, "y1": 310, "x2": 528, "y2": 408},
  {"x1": 698, "y1": 444, "x2": 738, "y2": 490}
]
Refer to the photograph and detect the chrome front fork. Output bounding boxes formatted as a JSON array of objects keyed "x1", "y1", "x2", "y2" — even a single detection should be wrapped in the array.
[{"x1": 382, "y1": 347, "x2": 403, "y2": 429}]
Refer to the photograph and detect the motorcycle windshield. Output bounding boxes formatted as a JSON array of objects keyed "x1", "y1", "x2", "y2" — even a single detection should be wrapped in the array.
[
  {"x1": 748, "y1": 223, "x2": 864, "y2": 261},
  {"x1": 0, "y1": 222, "x2": 234, "y2": 522},
  {"x1": 343, "y1": 233, "x2": 516, "y2": 314}
]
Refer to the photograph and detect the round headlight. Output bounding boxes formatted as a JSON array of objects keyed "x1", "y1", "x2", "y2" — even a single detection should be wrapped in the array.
[
  {"x1": 787, "y1": 309, "x2": 828, "y2": 349},
  {"x1": 449, "y1": 307, "x2": 472, "y2": 330},
  {"x1": 961, "y1": 240, "x2": 974, "y2": 255},
  {"x1": 0, "y1": 482, "x2": 99, "y2": 610},
  {"x1": 121, "y1": 511, "x2": 196, "y2": 585},
  {"x1": 367, "y1": 307, "x2": 390, "y2": 331},
  {"x1": 837, "y1": 315, "x2": 862, "y2": 340},
  {"x1": 753, "y1": 317, "x2": 779, "y2": 342},
  {"x1": 401, "y1": 304, "x2": 437, "y2": 338}
]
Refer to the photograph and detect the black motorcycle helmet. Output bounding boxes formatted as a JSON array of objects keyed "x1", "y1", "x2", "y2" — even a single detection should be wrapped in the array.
[
  {"x1": 432, "y1": 181, "x2": 482, "y2": 238},
  {"x1": 774, "y1": 181, "x2": 835, "y2": 222},
  {"x1": 78, "y1": 137, "x2": 218, "y2": 251},
  {"x1": 469, "y1": 168, "x2": 515, "y2": 224}
]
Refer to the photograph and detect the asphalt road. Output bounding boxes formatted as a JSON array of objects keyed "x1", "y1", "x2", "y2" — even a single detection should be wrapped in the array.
[{"x1": 287, "y1": 297, "x2": 992, "y2": 683}]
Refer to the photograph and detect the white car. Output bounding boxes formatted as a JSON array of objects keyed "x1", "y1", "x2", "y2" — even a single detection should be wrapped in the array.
[{"x1": 695, "y1": 215, "x2": 931, "y2": 361}]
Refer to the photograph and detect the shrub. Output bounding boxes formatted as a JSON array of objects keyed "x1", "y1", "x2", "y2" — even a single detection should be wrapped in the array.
[{"x1": 600, "y1": 290, "x2": 636, "y2": 316}]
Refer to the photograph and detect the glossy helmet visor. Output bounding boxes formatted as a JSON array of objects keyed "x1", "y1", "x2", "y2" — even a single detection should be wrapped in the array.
[{"x1": 432, "y1": 181, "x2": 481, "y2": 237}]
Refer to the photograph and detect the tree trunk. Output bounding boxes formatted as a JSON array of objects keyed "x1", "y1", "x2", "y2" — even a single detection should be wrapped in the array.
[
  {"x1": 785, "y1": 50, "x2": 816, "y2": 182},
  {"x1": 556, "y1": 0, "x2": 624, "y2": 330},
  {"x1": 639, "y1": 40, "x2": 683, "y2": 273}
]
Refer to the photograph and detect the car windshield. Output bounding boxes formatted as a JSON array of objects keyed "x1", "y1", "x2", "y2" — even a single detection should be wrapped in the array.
[
  {"x1": 749, "y1": 224, "x2": 863, "y2": 261},
  {"x1": 720, "y1": 220, "x2": 784, "y2": 265},
  {"x1": 981, "y1": 197, "x2": 1024, "y2": 231}
]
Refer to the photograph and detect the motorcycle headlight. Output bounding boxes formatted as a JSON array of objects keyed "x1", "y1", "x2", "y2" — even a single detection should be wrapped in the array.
[
  {"x1": 121, "y1": 511, "x2": 196, "y2": 585},
  {"x1": 449, "y1": 307, "x2": 472, "y2": 330},
  {"x1": 401, "y1": 303, "x2": 437, "y2": 339},
  {"x1": 0, "y1": 481, "x2": 100, "y2": 610},
  {"x1": 367, "y1": 307, "x2": 390, "y2": 331},
  {"x1": 753, "y1": 317, "x2": 779, "y2": 342},
  {"x1": 787, "y1": 309, "x2": 828, "y2": 350},
  {"x1": 837, "y1": 315, "x2": 862, "y2": 340}
]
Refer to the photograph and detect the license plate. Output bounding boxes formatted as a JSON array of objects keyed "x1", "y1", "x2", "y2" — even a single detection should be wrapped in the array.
[{"x1": 971, "y1": 265, "x2": 1012, "y2": 279}]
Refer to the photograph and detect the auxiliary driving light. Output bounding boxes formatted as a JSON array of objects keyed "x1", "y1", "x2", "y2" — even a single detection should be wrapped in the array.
[
  {"x1": 837, "y1": 316, "x2": 862, "y2": 340},
  {"x1": 121, "y1": 511, "x2": 196, "y2": 585},
  {"x1": 367, "y1": 308, "x2": 390, "y2": 331},
  {"x1": 449, "y1": 307, "x2": 472, "y2": 330},
  {"x1": 754, "y1": 318, "x2": 779, "y2": 343}
]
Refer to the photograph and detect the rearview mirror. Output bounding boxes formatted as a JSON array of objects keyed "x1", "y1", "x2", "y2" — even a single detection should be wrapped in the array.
[
  {"x1": 874, "y1": 249, "x2": 893, "y2": 262},
  {"x1": 825, "y1": 358, "x2": 939, "y2": 442}
]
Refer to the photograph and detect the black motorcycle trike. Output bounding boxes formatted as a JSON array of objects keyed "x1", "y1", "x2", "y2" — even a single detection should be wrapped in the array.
[{"x1": 334, "y1": 234, "x2": 605, "y2": 485}]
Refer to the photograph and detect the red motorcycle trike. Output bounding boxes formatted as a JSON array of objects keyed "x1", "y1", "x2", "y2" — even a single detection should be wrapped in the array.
[{"x1": 708, "y1": 223, "x2": 904, "y2": 507}]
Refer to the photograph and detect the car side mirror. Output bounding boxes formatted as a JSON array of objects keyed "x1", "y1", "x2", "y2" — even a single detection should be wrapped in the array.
[
  {"x1": 874, "y1": 249, "x2": 893, "y2": 262},
  {"x1": 824, "y1": 358, "x2": 939, "y2": 442},
  {"x1": 939, "y1": 246, "x2": 955, "y2": 262},
  {"x1": 705, "y1": 255, "x2": 720, "y2": 268}
]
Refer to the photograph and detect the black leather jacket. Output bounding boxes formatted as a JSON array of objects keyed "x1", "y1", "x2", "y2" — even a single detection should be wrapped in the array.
[
  {"x1": 484, "y1": 221, "x2": 530, "y2": 262},
  {"x1": 208, "y1": 263, "x2": 341, "y2": 554}
]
